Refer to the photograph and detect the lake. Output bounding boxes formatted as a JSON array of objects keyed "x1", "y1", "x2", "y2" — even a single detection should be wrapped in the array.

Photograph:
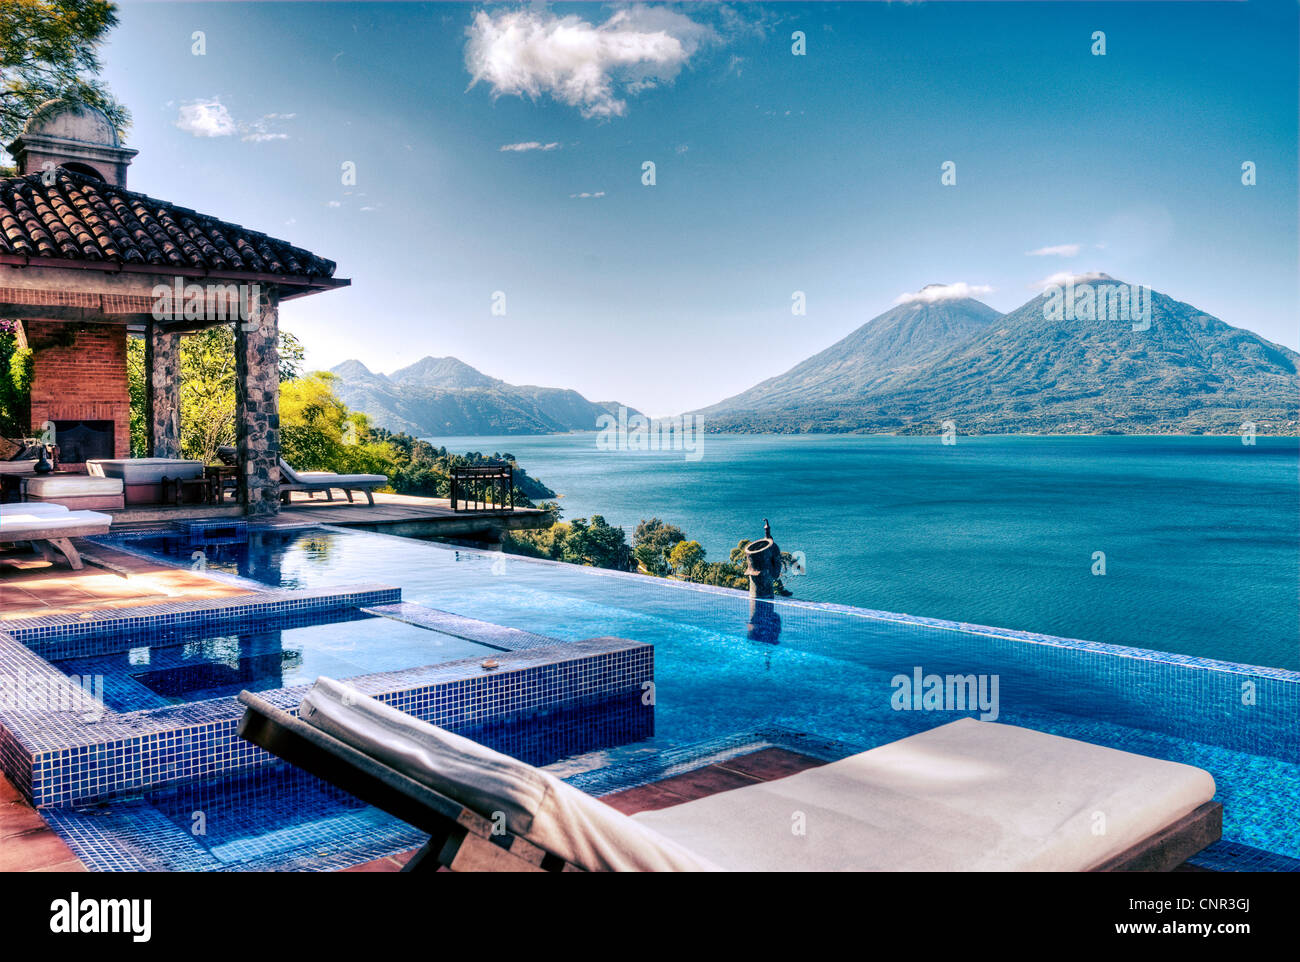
[{"x1": 424, "y1": 433, "x2": 1300, "y2": 671}]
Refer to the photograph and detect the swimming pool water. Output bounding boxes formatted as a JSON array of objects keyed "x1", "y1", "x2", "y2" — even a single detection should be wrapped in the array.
[
  {"x1": 101, "y1": 526, "x2": 1300, "y2": 861},
  {"x1": 44, "y1": 606, "x2": 500, "y2": 713}
]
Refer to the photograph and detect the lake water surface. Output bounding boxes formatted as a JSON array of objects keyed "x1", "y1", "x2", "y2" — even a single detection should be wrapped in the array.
[{"x1": 425, "y1": 434, "x2": 1300, "y2": 670}]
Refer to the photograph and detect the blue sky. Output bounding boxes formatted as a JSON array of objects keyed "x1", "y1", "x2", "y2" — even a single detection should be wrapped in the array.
[{"x1": 87, "y1": 1, "x2": 1300, "y2": 416}]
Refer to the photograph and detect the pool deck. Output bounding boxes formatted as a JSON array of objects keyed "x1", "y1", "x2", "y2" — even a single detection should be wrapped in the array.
[
  {"x1": 0, "y1": 772, "x2": 85, "y2": 872},
  {"x1": 105, "y1": 491, "x2": 550, "y2": 542},
  {"x1": 0, "y1": 540, "x2": 252, "y2": 620}
]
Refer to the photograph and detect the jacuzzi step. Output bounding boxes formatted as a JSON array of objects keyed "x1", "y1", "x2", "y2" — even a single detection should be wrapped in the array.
[
  {"x1": 360, "y1": 602, "x2": 568, "y2": 651},
  {"x1": 173, "y1": 518, "x2": 248, "y2": 545}
]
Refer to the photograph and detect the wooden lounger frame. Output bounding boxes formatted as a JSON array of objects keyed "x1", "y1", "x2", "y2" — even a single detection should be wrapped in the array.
[
  {"x1": 236, "y1": 691, "x2": 1221, "y2": 873},
  {"x1": 237, "y1": 691, "x2": 583, "y2": 872},
  {"x1": 214, "y1": 446, "x2": 385, "y2": 507},
  {"x1": 2, "y1": 521, "x2": 109, "y2": 570},
  {"x1": 279, "y1": 481, "x2": 380, "y2": 506}
]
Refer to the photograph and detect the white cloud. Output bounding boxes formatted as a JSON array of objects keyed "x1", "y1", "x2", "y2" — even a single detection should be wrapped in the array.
[
  {"x1": 465, "y1": 7, "x2": 716, "y2": 119},
  {"x1": 569, "y1": 191, "x2": 605, "y2": 199},
  {"x1": 241, "y1": 113, "x2": 294, "y2": 142},
  {"x1": 175, "y1": 99, "x2": 293, "y2": 142},
  {"x1": 1032, "y1": 271, "x2": 1114, "y2": 290},
  {"x1": 894, "y1": 282, "x2": 994, "y2": 305},
  {"x1": 1026, "y1": 243, "x2": 1081, "y2": 257},
  {"x1": 175, "y1": 100, "x2": 236, "y2": 137},
  {"x1": 500, "y1": 141, "x2": 561, "y2": 152},
  {"x1": 327, "y1": 201, "x2": 342, "y2": 208}
]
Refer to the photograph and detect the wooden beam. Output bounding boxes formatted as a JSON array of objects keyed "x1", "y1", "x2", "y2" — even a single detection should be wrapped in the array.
[{"x1": 1091, "y1": 802, "x2": 1222, "y2": 872}]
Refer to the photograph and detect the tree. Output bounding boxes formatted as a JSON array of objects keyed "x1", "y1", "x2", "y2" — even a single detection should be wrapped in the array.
[
  {"x1": 0, "y1": 320, "x2": 32, "y2": 437},
  {"x1": 0, "y1": 0, "x2": 130, "y2": 149},
  {"x1": 125, "y1": 325, "x2": 309, "y2": 464},
  {"x1": 279, "y1": 372, "x2": 397, "y2": 476},
  {"x1": 558, "y1": 516, "x2": 630, "y2": 570},
  {"x1": 633, "y1": 517, "x2": 686, "y2": 575},
  {"x1": 667, "y1": 539, "x2": 706, "y2": 577}
]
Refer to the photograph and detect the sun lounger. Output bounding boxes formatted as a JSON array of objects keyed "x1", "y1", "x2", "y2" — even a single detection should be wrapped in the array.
[
  {"x1": 0, "y1": 502, "x2": 113, "y2": 570},
  {"x1": 278, "y1": 459, "x2": 387, "y2": 506},
  {"x1": 213, "y1": 447, "x2": 386, "y2": 506},
  {"x1": 237, "y1": 678, "x2": 1222, "y2": 872}
]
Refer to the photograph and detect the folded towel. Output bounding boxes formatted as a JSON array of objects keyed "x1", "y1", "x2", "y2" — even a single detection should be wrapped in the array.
[{"x1": 299, "y1": 677, "x2": 718, "y2": 872}]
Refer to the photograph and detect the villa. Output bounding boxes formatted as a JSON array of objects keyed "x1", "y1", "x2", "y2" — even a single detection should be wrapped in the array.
[{"x1": 0, "y1": 103, "x2": 1296, "y2": 875}]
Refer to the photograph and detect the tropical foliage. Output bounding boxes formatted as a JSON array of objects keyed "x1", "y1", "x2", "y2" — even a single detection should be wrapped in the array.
[
  {"x1": 504, "y1": 514, "x2": 631, "y2": 571},
  {"x1": 0, "y1": 320, "x2": 33, "y2": 437},
  {"x1": 509, "y1": 514, "x2": 794, "y2": 594},
  {"x1": 125, "y1": 325, "x2": 304, "y2": 465},
  {"x1": 124, "y1": 327, "x2": 554, "y2": 508},
  {"x1": 0, "y1": 0, "x2": 129, "y2": 149}
]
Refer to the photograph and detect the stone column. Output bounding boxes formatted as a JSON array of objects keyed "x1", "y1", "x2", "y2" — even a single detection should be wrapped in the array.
[
  {"x1": 235, "y1": 288, "x2": 280, "y2": 516},
  {"x1": 144, "y1": 321, "x2": 181, "y2": 458}
]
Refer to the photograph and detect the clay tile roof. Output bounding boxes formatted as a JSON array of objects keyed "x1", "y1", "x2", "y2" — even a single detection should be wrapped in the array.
[{"x1": 0, "y1": 169, "x2": 337, "y2": 278}]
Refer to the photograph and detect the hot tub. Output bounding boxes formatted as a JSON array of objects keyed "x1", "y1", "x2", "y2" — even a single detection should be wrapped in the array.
[{"x1": 88, "y1": 458, "x2": 204, "y2": 505}]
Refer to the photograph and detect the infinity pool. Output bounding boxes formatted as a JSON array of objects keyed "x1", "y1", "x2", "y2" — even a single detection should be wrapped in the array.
[
  {"x1": 42, "y1": 606, "x2": 499, "y2": 713},
  {"x1": 101, "y1": 525, "x2": 1300, "y2": 865}
]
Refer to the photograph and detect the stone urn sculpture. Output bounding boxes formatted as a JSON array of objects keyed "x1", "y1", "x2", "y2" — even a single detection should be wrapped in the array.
[
  {"x1": 744, "y1": 518, "x2": 782, "y2": 600},
  {"x1": 744, "y1": 519, "x2": 783, "y2": 644}
]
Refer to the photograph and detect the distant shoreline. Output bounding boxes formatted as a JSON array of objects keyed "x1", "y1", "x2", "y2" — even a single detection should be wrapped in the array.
[{"x1": 418, "y1": 430, "x2": 1300, "y2": 441}]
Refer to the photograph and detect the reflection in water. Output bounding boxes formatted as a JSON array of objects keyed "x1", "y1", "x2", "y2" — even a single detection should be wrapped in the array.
[{"x1": 746, "y1": 598, "x2": 782, "y2": 645}]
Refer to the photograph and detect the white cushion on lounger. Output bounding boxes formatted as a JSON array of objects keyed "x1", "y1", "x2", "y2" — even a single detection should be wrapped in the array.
[
  {"x1": 24, "y1": 475, "x2": 123, "y2": 498},
  {"x1": 278, "y1": 459, "x2": 385, "y2": 486},
  {"x1": 1, "y1": 502, "x2": 70, "y2": 517},
  {"x1": 0, "y1": 508, "x2": 111, "y2": 534},
  {"x1": 298, "y1": 677, "x2": 718, "y2": 872},
  {"x1": 632, "y1": 718, "x2": 1216, "y2": 872},
  {"x1": 295, "y1": 472, "x2": 387, "y2": 484}
]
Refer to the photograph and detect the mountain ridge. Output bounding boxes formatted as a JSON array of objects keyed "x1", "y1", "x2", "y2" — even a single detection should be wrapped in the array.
[
  {"x1": 329, "y1": 355, "x2": 642, "y2": 437},
  {"x1": 695, "y1": 279, "x2": 1300, "y2": 434}
]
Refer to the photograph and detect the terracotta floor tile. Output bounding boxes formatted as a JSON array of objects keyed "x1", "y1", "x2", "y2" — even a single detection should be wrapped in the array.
[
  {"x1": 341, "y1": 856, "x2": 404, "y2": 872},
  {"x1": 32, "y1": 858, "x2": 89, "y2": 872},
  {"x1": 0, "y1": 828, "x2": 79, "y2": 871},
  {"x1": 647, "y1": 764, "x2": 762, "y2": 801},
  {"x1": 600, "y1": 781, "x2": 692, "y2": 814},
  {"x1": 0, "y1": 803, "x2": 50, "y2": 840},
  {"x1": 1, "y1": 540, "x2": 251, "y2": 618},
  {"x1": 0, "y1": 587, "x2": 45, "y2": 608},
  {"x1": 716, "y1": 747, "x2": 827, "y2": 781}
]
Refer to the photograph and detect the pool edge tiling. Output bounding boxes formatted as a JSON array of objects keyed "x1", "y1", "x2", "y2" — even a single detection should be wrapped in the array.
[{"x1": 0, "y1": 567, "x2": 655, "y2": 808}]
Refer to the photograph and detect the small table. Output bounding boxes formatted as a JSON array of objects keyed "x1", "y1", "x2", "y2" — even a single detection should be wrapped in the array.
[
  {"x1": 163, "y1": 474, "x2": 219, "y2": 506},
  {"x1": 206, "y1": 464, "x2": 239, "y2": 504}
]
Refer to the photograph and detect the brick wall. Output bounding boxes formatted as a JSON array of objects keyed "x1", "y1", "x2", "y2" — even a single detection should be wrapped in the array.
[{"x1": 23, "y1": 320, "x2": 131, "y2": 465}]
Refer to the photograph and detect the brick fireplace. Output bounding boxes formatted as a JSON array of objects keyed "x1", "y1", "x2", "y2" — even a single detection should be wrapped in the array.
[{"x1": 22, "y1": 320, "x2": 130, "y2": 469}]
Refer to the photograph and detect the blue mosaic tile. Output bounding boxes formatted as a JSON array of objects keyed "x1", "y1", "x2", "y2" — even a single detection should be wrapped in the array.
[
  {"x1": 0, "y1": 581, "x2": 652, "y2": 808},
  {"x1": 41, "y1": 689, "x2": 654, "y2": 872},
  {"x1": 361, "y1": 602, "x2": 565, "y2": 650}
]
